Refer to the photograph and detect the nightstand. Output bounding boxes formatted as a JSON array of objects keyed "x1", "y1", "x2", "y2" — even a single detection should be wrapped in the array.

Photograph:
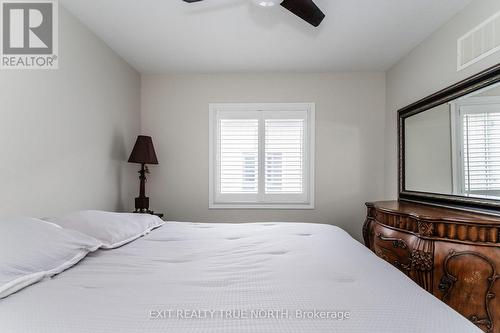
[
  {"x1": 133, "y1": 210, "x2": 165, "y2": 219},
  {"x1": 151, "y1": 212, "x2": 164, "y2": 219}
]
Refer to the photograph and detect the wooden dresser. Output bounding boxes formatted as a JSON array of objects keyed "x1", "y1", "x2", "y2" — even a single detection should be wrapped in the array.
[{"x1": 363, "y1": 201, "x2": 500, "y2": 333}]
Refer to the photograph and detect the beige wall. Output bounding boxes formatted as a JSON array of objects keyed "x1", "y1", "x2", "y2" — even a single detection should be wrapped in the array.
[
  {"x1": 385, "y1": 0, "x2": 500, "y2": 199},
  {"x1": 405, "y1": 103, "x2": 452, "y2": 193},
  {"x1": 0, "y1": 7, "x2": 141, "y2": 218},
  {"x1": 141, "y1": 72, "x2": 386, "y2": 240}
]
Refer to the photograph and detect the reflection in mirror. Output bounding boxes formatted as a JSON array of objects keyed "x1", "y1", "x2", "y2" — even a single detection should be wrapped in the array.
[{"x1": 405, "y1": 81, "x2": 500, "y2": 200}]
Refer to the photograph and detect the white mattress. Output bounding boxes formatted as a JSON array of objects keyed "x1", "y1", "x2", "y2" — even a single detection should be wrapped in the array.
[{"x1": 0, "y1": 222, "x2": 480, "y2": 333}]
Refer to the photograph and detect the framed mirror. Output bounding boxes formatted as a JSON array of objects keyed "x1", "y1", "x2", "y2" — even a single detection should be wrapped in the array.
[{"x1": 399, "y1": 63, "x2": 500, "y2": 213}]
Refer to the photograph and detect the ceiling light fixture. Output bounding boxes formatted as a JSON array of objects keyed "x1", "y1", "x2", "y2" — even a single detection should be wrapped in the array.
[
  {"x1": 183, "y1": 0, "x2": 325, "y2": 27},
  {"x1": 253, "y1": 0, "x2": 281, "y2": 7}
]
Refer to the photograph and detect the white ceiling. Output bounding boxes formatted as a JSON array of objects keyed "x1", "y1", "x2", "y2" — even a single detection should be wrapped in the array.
[{"x1": 60, "y1": 0, "x2": 472, "y2": 74}]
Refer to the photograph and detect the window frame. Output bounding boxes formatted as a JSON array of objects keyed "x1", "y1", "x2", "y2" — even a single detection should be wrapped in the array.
[
  {"x1": 209, "y1": 103, "x2": 315, "y2": 209},
  {"x1": 451, "y1": 96, "x2": 500, "y2": 195}
]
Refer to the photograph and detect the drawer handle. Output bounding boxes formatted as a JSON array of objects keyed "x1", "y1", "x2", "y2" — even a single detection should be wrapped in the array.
[{"x1": 377, "y1": 233, "x2": 408, "y2": 249}]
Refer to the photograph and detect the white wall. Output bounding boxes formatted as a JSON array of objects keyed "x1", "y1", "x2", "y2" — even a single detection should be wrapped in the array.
[
  {"x1": 385, "y1": 0, "x2": 500, "y2": 199},
  {"x1": 0, "y1": 7, "x2": 140, "y2": 218},
  {"x1": 141, "y1": 73, "x2": 386, "y2": 240}
]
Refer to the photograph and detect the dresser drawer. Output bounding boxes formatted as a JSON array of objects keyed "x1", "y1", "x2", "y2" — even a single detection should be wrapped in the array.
[{"x1": 372, "y1": 223, "x2": 416, "y2": 275}]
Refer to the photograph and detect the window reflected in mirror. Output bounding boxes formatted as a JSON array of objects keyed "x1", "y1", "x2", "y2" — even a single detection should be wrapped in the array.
[{"x1": 405, "y1": 81, "x2": 500, "y2": 200}]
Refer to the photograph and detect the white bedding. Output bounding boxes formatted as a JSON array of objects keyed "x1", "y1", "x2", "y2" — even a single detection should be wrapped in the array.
[{"x1": 0, "y1": 222, "x2": 480, "y2": 333}]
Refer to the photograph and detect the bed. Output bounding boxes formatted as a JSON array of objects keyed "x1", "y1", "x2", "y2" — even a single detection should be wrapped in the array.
[{"x1": 0, "y1": 222, "x2": 480, "y2": 332}]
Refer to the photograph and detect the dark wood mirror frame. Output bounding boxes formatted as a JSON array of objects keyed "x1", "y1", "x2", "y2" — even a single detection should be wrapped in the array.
[{"x1": 399, "y1": 63, "x2": 500, "y2": 214}]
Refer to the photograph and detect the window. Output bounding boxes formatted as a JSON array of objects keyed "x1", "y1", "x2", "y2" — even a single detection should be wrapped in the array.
[
  {"x1": 209, "y1": 103, "x2": 315, "y2": 209},
  {"x1": 452, "y1": 97, "x2": 500, "y2": 196}
]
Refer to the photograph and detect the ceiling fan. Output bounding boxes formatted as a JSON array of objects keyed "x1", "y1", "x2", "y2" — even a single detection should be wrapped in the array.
[{"x1": 182, "y1": 0, "x2": 325, "y2": 27}]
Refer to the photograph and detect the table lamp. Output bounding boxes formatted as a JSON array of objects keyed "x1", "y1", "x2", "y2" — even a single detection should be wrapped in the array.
[{"x1": 128, "y1": 135, "x2": 159, "y2": 213}]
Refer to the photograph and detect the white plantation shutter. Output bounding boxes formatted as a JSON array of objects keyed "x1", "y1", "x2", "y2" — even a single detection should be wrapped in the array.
[
  {"x1": 462, "y1": 107, "x2": 500, "y2": 192},
  {"x1": 210, "y1": 104, "x2": 314, "y2": 208},
  {"x1": 220, "y1": 119, "x2": 259, "y2": 194},
  {"x1": 265, "y1": 119, "x2": 304, "y2": 194}
]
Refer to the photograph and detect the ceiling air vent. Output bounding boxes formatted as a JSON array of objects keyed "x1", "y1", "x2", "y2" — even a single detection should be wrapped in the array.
[{"x1": 457, "y1": 10, "x2": 500, "y2": 71}]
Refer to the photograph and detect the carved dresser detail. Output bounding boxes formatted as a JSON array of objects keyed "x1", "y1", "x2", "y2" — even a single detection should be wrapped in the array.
[{"x1": 364, "y1": 201, "x2": 500, "y2": 333}]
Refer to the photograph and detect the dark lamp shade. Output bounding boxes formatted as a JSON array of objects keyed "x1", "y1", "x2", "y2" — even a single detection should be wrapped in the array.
[{"x1": 128, "y1": 135, "x2": 159, "y2": 165}]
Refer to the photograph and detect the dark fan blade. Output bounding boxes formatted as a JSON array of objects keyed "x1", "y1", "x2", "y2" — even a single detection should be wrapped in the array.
[
  {"x1": 183, "y1": 0, "x2": 204, "y2": 2},
  {"x1": 280, "y1": 0, "x2": 325, "y2": 27}
]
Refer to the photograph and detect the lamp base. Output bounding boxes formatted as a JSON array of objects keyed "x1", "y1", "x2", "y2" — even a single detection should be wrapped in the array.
[{"x1": 134, "y1": 197, "x2": 150, "y2": 212}]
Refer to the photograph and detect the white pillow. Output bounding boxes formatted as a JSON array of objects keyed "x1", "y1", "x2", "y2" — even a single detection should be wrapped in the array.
[
  {"x1": 0, "y1": 217, "x2": 102, "y2": 299},
  {"x1": 46, "y1": 211, "x2": 165, "y2": 249}
]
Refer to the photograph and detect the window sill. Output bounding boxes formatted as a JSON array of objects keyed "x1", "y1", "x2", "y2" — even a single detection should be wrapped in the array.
[{"x1": 209, "y1": 203, "x2": 315, "y2": 210}]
